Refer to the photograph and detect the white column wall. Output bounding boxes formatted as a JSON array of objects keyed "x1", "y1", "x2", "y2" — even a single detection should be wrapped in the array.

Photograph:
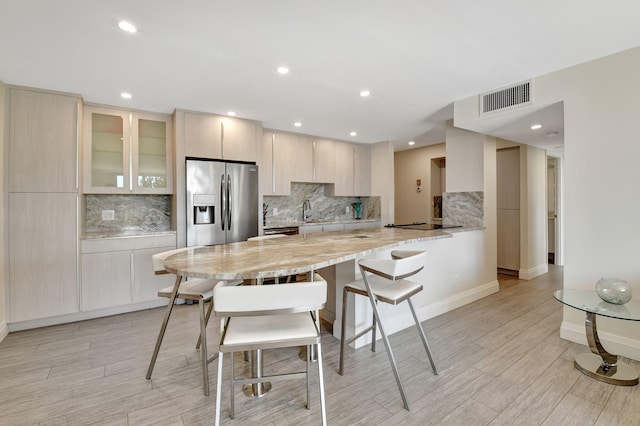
[
  {"x1": 445, "y1": 122, "x2": 485, "y2": 192},
  {"x1": 0, "y1": 81, "x2": 7, "y2": 343},
  {"x1": 519, "y1": 145, "x2": 549, "y2": 279},
  {"x1": 454, "y1": 46, "x2": 640, "y2": 360}
]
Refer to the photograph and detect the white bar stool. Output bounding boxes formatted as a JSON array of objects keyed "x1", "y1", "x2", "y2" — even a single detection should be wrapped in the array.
[
  {"x1": 146, "y1": 246, "x2": 242, "y2": 396},
  {"x1": 213, "y1": 273, "x2": 328, "y2": 425},
  {"x1": 339, "y1": 250, "x2": 438, "y2": 410}
]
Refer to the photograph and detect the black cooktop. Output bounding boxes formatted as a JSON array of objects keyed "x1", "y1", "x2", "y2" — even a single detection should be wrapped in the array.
[{"x1": 384, "y1": 222, "x2": 462, "y2": 231}]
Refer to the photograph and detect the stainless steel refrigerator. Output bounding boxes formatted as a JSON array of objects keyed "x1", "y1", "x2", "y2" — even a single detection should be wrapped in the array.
[{"x1": 186, "y1": 158, "x2": 259, "y2": 247}]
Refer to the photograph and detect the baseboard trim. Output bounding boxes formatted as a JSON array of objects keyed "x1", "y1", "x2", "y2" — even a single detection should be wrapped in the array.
[
  {"x1": 0, "y1": 320, "x2": 8, "y2": 343},
  {"x1": 560, "y1": 321, "x2": 640, "y2": 362},
  {"x1": 8, "y1": 299, "x2": 169, "y2": 332},
  {"x1": 519, "y1": 263, "x2": 548, "y2": 280},
  {"x1": 338, "y1": 279, "x2": 500, "y2": 348}
]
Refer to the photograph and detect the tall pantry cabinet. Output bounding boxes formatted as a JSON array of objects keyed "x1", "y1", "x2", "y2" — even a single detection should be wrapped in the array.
[{"x1": 6, "y1": 87, "x2": 81, "y2": 323}]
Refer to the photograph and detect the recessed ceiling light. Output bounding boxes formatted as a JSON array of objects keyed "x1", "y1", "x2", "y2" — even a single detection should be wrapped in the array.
[
  {"x1": 360, "y1": 90, "x2": 370, "y2": 97},
  {"x1": 227, "y1": 111, "x2": 236, "y2": 116},
  {"x1": 530, "y1": 124, "x2": 543, "y2": 130},
  {"x1": 408, "y1": 141, "x2": 415, "y2": 145},
  {"x1": 294, "y1": 122, "x2": 302, "y2": 127},
  {"x1": 120, "y1": 92, "x2": 132, "y2": 99},
  {"x1": 350, "y1": 131, "x2": 357, "y2": 137},
  {"x1": 277, "y1": 66, "x2": 290, "y2": 74},
  {"x1": 118, "y1": 20, "x2": 137, "y2": 33}
]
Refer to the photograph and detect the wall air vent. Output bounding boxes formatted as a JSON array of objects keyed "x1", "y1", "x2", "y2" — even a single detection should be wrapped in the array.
[{"x1": 481, "y1": 80, "x2": 532, "y2": 115}]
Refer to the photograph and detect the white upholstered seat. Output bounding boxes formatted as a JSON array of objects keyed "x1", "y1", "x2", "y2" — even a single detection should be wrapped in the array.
[
  {"x1": 339, "y1": 250, "x2": 438, "y2": 411},
  {"x1": 146, "y1": 246, "x2": 242, "y2": 396},
  {"x1": 213, "y1": 274, "x2": 327, "y2": 426}
]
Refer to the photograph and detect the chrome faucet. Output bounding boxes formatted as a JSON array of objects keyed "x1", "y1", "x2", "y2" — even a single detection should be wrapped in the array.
[{"x1": 302, "y1": 199, "x2": 312, "y2": 222}]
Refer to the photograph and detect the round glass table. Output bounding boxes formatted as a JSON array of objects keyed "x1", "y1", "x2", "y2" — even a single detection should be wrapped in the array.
[{"x1": 554, "y1": 289, "x2": 640, "y2": 386}]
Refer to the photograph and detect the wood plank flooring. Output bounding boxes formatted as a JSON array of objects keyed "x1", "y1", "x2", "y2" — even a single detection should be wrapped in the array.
[{"x1": 1, "y1": 265, "x2": 639, "y2": 425}]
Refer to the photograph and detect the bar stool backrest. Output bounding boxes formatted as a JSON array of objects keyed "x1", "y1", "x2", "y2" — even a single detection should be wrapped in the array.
[
  {"x1": 358, "y1": 250, "x2": 427, "y2": 280},
  {"x1": 214, "y1": 273, "x2": 326, "y2": 316}
]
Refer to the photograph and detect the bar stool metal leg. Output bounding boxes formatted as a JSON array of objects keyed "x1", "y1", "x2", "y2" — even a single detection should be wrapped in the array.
[
  {"x1": 198, "y1": 297, "x2": 210, "y2": 396},
  {"x1": 146, "y1": 275, "x2": 182, "y2": 380},
  {"x1": 408, "y1": 298, "x2": 438, "y2": 375},
  {"x1": 365, "y1": 286, "x2": 412, "y2": 411}
]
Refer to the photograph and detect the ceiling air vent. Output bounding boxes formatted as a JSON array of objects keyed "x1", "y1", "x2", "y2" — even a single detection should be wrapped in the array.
[{"x1": 481, "y1": 80, "x2": 532, "y2": 115}]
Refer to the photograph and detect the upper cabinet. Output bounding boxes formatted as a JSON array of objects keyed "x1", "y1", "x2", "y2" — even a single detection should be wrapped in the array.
[
  {"x1": 333, "y1": 141, "x2": 354, "y2": 196},
  {"x1": 183, "y1": 111, "x2": 259, "y2": 162},
  {"x1": 312, "y1": 139, "x2": 335, "y2": 183},
  {"x1": 83, "y1": 105, "x2": 173, "y2": 194},
  {"x1": 353, "y1": 144, "x2": 371, "y2": 196},
  {"x1": 261, "y1": 130, "x2": 372, "y2": 196},
  {"x1": 330, "y1": 142, "x2": 371, "y2": 196},
  {"x1": 8, "y1": 87, "x2": 80, "y2": 193}
]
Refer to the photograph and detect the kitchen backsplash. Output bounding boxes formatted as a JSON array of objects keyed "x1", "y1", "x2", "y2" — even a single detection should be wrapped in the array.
[
  {"x1": 442, "y1": 191, "x2": 484, "y2": 229},
  {"x1": 264, "y1": 183, "x2": 380, "y2": 225},
  {"x1": 84, "y1": 195, "x2": 171, "y2": 234}
]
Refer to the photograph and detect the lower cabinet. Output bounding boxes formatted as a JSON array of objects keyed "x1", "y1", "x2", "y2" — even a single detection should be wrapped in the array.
[
  {"x1": 344, "y1": 220, "x2": 380, "y2": 230},
  {"x1": 80, "y1": 235, "x2": 176, "y2": 311},
  {"x1": 299, "y1": 221, "x2": 380, "y2": 234},
  {"x1": 9, "y1": 193, "x2": 79, "y2": 322}
]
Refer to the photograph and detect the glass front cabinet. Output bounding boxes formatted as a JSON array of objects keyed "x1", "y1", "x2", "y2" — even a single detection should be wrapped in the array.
[{"x1": 83, "y1": 105, "x2": 173, "y2": 194}]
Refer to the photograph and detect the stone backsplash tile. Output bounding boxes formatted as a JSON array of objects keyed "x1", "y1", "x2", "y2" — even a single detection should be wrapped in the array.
[
  {"x1": 264, "y1": 183, "x2": 380, "y2": 225},
  {"x1": 443, "y1": 191, "x2": 484, "y2": 228},
  {"x1": 85, "y1": 194, "x2": 171, "y2": 233}
]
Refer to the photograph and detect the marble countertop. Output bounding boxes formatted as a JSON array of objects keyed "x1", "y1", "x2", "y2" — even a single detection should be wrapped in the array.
[
  {"x1": 162, "y1": 227, "x2": 452, "y2": 280},
  {"x1": 265, "y1": 218, "x2": 380, "y2": 229},
  {"x1": 81, "y1": 230, "x2": 176, "y2": 240}
]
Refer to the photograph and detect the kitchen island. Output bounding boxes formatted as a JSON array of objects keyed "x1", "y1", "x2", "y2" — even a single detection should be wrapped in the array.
[{"x1": 163, "y1": 226, "x2": 498, "y2": 347}]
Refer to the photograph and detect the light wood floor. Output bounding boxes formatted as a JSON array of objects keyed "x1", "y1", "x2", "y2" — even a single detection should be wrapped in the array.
[{"x1": 1, "y1": 265, "x2": 639, "y2": 425}]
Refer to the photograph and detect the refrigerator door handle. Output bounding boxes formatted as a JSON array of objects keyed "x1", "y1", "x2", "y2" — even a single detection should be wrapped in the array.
[
  {"x1": 220, "y1": 173, "x2": 226, "y2": 230},
  {"x1": 227, "y1": 174, "x2": 232, "y2": 230}
]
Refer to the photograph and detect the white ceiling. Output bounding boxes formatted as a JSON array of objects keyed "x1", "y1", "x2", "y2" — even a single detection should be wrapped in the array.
[{"x1": 2, "y1": 1, "x2": 639, "y2": 151}]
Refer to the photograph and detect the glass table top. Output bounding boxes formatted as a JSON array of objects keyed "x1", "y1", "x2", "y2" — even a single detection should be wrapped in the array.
[{"x1": 554, "y1": 290, "x2": 640, "y2": 321}]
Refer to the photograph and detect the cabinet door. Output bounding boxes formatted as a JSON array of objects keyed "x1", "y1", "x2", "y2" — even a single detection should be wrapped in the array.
[
  {"x1": 299, "y1": 224, "x2": 324, "y2": 234},
  {"x1": 9, "y1": 88, "x2": 79, "y2": 192},
  {"x1": 322, "y1": 223, "x2": 345, "y2": 232},
  {"x1": 262, "y1": 132, "x2": 293, "y2": 195},
  {"x1": 183, "y1": 112, "x2": 223, "y2": 159},
  {"x1": 353, "y1": 144, "x2": 371, "y2": 196},
  {"x1": 333, "y1": 142, "x2": 354, "y2": 196},
  {"x1": 132, "y1": 247, "x2": 176, "y2": 302},
  {"x1": 81, "y1": 251, "x2": 132, "y2": 311},
  {"x1": 313, "y1": 139, "x2": 335, "y2": 183},
  {"x1": 292, "y1": 135, "x2": 313, "y2": 183},
  {"x1": 9, "y1": 193, "x2": 78, "y2": 322},
  {"x1": 132, "y1": 112, "x2": 173, "y2": 194},
  {"x1": 222, "y1": 117, "x2": 258, "y2": 162},
  {"x1": 83, "y1": 106, "x2": 131, "y2": 193}
]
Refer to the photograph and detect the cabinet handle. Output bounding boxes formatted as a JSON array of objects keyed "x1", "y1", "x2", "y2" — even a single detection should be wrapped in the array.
[
  {"x1": 271, "y1": 133, "x2": 275, "y2": 193},
  {"x1": 130, "y1": 252, "x2": 135, "y2": 301},
  {"x1": 221, "y1": 121, "x2": 225, "y2": 159},
  {"x1": 75, "y1": 101, "x2": 80, "y2": 191},
  {"x1": 129, "y1": 113, "x2": 133, "y2": 191},
  {"x1": 312, "y1": 140, "x2": 316, "y2": 181}
]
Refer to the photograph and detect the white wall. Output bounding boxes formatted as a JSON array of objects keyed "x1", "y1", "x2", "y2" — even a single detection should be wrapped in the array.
[
  {"x1": 455, "y1": 46, "x2": 640, "y2": 360},
  {"x1": 443, "y1": 120, "x2": 498, "y2": 288},
  {"x1": 519, "y1": 145, "x2": 549, "y2": 279},
  {"x1": 445, "y1": 121, "x2": 485, "y2": 192},
  {"x1": 394, "y1": 143, "x2": 446, "y2": 224},
  {"x1": 0, "y1": 80, "x2": 7, "y2": 343}
]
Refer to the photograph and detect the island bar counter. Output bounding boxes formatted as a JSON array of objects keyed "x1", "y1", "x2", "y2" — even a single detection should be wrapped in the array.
[
  {"x1": 161, "y1": 226, "x2": 499, "y2": 350},
  {"x1": 161, "y1": 227, "x2": 452, "y2": 281}
]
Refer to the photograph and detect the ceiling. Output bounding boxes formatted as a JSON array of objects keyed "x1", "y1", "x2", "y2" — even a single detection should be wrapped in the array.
[{"x1": 2, "y1": 1, "x2": 639, "y2": 152}]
